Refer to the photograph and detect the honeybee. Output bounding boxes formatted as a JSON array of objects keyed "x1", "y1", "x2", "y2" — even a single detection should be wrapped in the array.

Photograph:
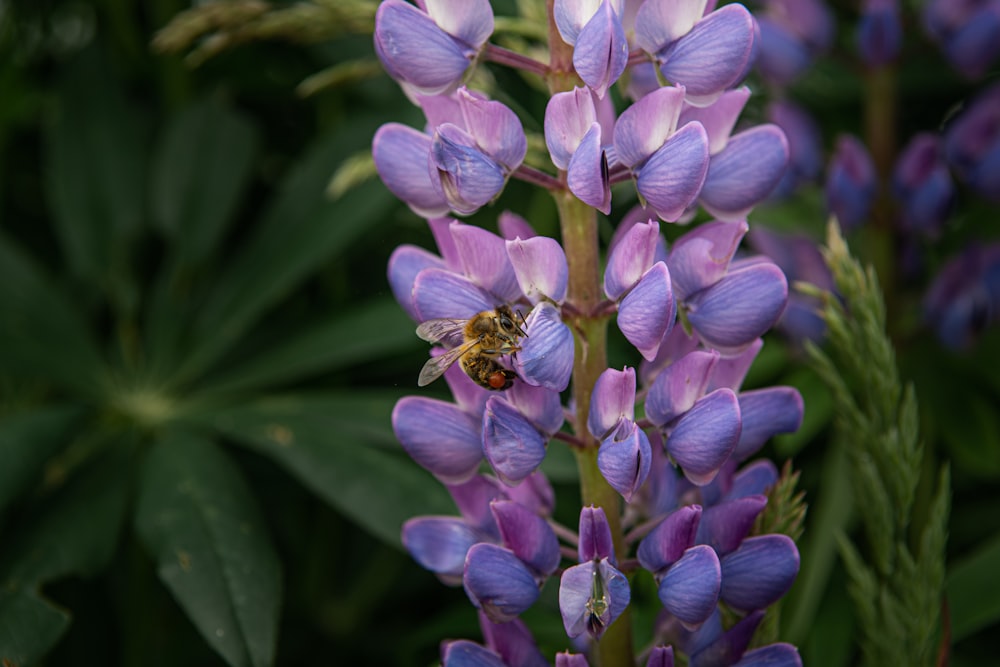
[{"x1": 416, "y1": 305, "x2": 527, "y2": 391}]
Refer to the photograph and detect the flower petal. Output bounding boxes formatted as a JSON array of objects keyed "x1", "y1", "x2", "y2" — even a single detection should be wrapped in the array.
[
  {"x1": 514, "y1": 302, "x2": 574, "y2": 391},
  {"x1": 598, "y1": 420, "x2": 653, "y2": 502},
  {"x1": 464, "y1": 543, "x2": 541, "y2": 622},
  {"x1": 733, "y1": 643, "x2": 802, "y2": 667},
  {"x1": 451, "y1": 222, "x2": 522, "y2": 302},
  {"x1": 403, "y1": 516, "x2": 482, "y2": 583},
  {"x1": 559, "y1": 559, "x2": 631, "y2": 639},
  {"x1": 505, "y1": 471, "x2": 556, "y2": 517},
  {"x1": 588, "y1": 367, "x2": 637, "y2": 439},
  {"x1": 700, "y1": 125, "x2": 790, "y2": 221},
  {"x1": 479, "y1": 614, "x2": 549, "y2": 667},
  {"x1": 578, "y1": 505, "x2": 615, "y2": 563},
  {"x1": 388, "y1": 244, "x2": 447, "y2": 320},
  {"x1": 507, "y1": 236, "x2": 569, "y2": 305},
  {"x1": 373, "y1": 123, "x2": 449, "y2": 218},
  {"x1": 554, "y1": 0, "x2": 603, "y2": 45},
  {"x1": 666, "y1": 388, "x2": 741, "y2": 486},
  {"x1": 458, "y1": 89, "x2": 527, "y2": 173},
  {"x1": 568, "y1": 123, "x2": 612, "y2": 214},
  {"x1": 432, "y1": 124, "x2": 506, "y2": 215},
  {"x1": 637, "y1": 504, "x2": 702, "y2": 575},
  {"x1": 556, "y1": 653, "x2": 591, "y2": 667},
  {"x1": 667, "y1": 219, "x2": 748, "y2": 300},
  {"x1": 617, "y1": 263, "x2": 676, "y2": 361},
  {"x1": 545, "y1": 87, "x2": 598, "y2": 170},
  {"x1": 678, "y1": 87, "x2": 752, "y2": 155},
  {"x1": 573, "y1": 0, "x2": 629, "y2": 98},
  {"x1": 498, "y1": 210, "x2": 537, "y2": 240},
  {"x1": 413, "y1": 267, "x2": 495, "y2": 320},
  {"x1": 636, "y1": 122, "x2": 711, "y2": 222},
  {"x1": 733, "y1": 387, "x2": 803, "y2": 461},
  {"x1": 634, "y1": 0, "x2": 708, "y2": 52},
  {"x1": 723, "y1": 459, "x2": 779, "y2": 502},
  {"x1": 448, "y1": 475, "x2": 505, "y2": 539},
  {"x1": 483, "y1": 397, "x2": 548, "y2": 486},
  {"x1": 660, "y1": 4, "x2": 756, "y2": 97},
  {"x1": 394, "y1": 396, "x2": 483, "y2": 483},
  {"x1": 647, "y1": 646, "x2": 675, "y2": 667},
  {"x1": 491, "y1": 500, "x2": 560, "y2": 578},
  {"x1": 695, "y1": 495, "x2": 768, "y2": 556},
  {"x1": 686, "y1": 260, "x2": 788, "y2": 353},
  {"x1": 425, "y1": 0, "x2": 494, "y2": 48},
  {"x1": 613, "y1": 85, "x2": 687, "y2": 169},
  {"x1": 442, "y1": 640, "x2": 507, "y2": 667},
  {"x1": 719, "y1": 535, "x2": 800, "y2": 611},
  {"x1": 505, "y1": 381, "x2": 565, "y2": 436},
  {"x1": 645, "y1": 349, "x2": 719, "y2": 427},
  {"x1": 659, "y1": 545, "x2": 721, "y2": 626},
  {"x1": 604, "y1": 220, "x2": 661, "y2": 300},
  {"x1": 706, "y1": 338, "x2": 763, "y2": 392}
]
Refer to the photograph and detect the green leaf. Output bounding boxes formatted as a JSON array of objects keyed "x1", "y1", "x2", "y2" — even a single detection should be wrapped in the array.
[
  {"x1": 200, "y1": 299, "x2": 421, "y2": 396},
  {"x1": 0, "y1": 405, "x2": 85, "y2": 515},
  {"x1": 150, "y1": 99, "x2": 258, "y2": 264},
  {"x1": 947, "y1": 533, "x2": 1000, "y2": 641},
  {"x1": 0, "y1": 446, "x2": 130, "y2": 588},
  {"x1": 207, "y1": 392, "x2": 453, "y2": 548},
  {"x1": 44, "y1": 48, "x2": 147, "y2": 292},
  {"x1": 0, "y1": 588, "x2": 71, "y2": 667},
  {"x1": 135, "y1": 431, "x2": 282, "y2": 667},
  {"x1": 0, "y1": 231, "x2": 106, "y2": 395},
  {"x1": 174, "y1": 120, "x2": 397, "y2": 386}
]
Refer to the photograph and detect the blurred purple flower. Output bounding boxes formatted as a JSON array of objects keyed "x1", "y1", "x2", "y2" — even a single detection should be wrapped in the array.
[{"x1": 826, "y1": 134, "x2": 877, "y2": 231}]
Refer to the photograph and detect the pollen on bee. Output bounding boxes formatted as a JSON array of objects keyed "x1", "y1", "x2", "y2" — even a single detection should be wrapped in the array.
[{"x1": 488, "y1": 372, "x2": 508, "y2": 389}]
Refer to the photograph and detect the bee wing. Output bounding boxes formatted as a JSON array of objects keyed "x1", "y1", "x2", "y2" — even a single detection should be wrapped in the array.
[
  {"x1": 418, "y1": 339, "x2": 478, "y2": 387},
  {"x1": 415, "y1": 318, "x2": 467, "y2": 346}
]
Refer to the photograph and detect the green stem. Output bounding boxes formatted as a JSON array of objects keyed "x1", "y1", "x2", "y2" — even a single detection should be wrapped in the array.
[{"x1": 555, "y1": 192, "x2": 634, "y2": 667}]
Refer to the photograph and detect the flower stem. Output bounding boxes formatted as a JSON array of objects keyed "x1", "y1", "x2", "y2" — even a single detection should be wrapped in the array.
[{"x1": 555, "y1": 191, "x2": 634, "y2": 667}]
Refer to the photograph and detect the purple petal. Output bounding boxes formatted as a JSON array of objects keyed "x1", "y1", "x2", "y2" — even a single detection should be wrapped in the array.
[
  {"x1": 647, "y1": 436, "x2": 680, "y2": 516},
  {"x1": 587, "y1": 366, "x2": 637, "y2": 439},
  {"x1": 425, "y1": 0, "x2": 494, "y2": 48},
  {"x1": 505, "y1": 471, "x2": 556, "y2": 517},
  {"x1": 646, "y1": 349, "x2": 719, "y2": 427},
  {"x1": 413, "y1": 267, "x2": 495, "y2": 320},
  {"x1": 636, "y1": 122, "x2": 710, "y2": 222},
  {"x1": 826, "y1": 134, "x2": 877, "y2": 231},
  {"x1": 695, "y1": 495, "x2": 768, "y2": 556},
  {"x1": 442, "y1": 640, "x2": 507, "y2": 667},
  {"x1": 604, "y1": 220, "x2": 661, "y2": 300},
  {"x1": 613, "y1": 85, "x2": 687, "y2": 169},
  {"x1": 559, "y1": 559, "x2": 631, "y2": 639},
  {"x1": 448, "y1": 475, "x2": 505, "y2": 539},
  {"x1": 483, "y1": 397, "x2": 548, "y2": 486},
  {"x1": 618, "y1": 263, "x2": 676, "y2": 361},
  {"x1": 372, "y1": 123, "x2": 449, "y2": 218},
  {"x1": 666, "y1": 388, "x2": 741, "y2": 486},
  {"x1": 556, "y1": 653, "x2": 591, "y2": 667},
  {"x1": 700, "y1": 125, "x2": 790, "y2": 221},
  {"x1": 637, "y1": 504, "x2": 702, "y2": 575},
  {"x1": 667, "y1": 219, "x2": 748, "y2": 300},
  {"x1": 639, "y1": 323, "x2": 701, "y2": 386},
  {"x1": 719, "y1": 535, "x2": 800, "y2": 611},
  {"x1": 403, "y1": 516, "x2": 483, "y2": 583},
  {"x1": 479, "y1": 614, "x2": 549, "y2": 667},
  {"x1": 687, "y1": 609, "x2": 763, "y2": 667},
  {"x1": 646, "y1": 646, "x2": 675, "y2": 667},
  {"x1": 754, "y1": 18, "x2": 811, "y2": 87},
  {"x1": 491, "y1": 500, "x2": 560, "y2": 578},
  {"x1": 660, "y1": 4, "x2": 756, "y2": 97},
  {"x1": 678, "y1": 87, "x2": 751, "y2": 155},
  {"x1": 686, "y1": 261, "x2": 788, "y2": 353},
  {"x1": 498, "y1": 211, "x2": 537, "y2": 240},
  {"x1": 429, "y1": 217, "x2": 463, "y2": 270},
  {"x1": 553, "y1": 0, "x2": 597, "y2": 45},
  {"x1": 451, "y1": 222, "x2": 522, "y2": 302},
  {"x1": 658, "y1": 545, "x2": 721, "y2": 626},
  {"x1": 431, "y1": 124, "x2": 506, "y2": 215},
  {"x1": 578, "y1": 505, "x2": 615, "y2": 563},
  {"x1": 597, "y1": 420, "x2": 653, "y2": 502},
  {"x1": 733, "y1": 387, "x2": 803, "y2": 461},
  {"x1": 505, "y1": 381, "x2": 565, "y2": 436},
  {"x1": 733, "y1": 643, "x2": 802, "y2": 667},
  {"x1": 388, "y1": 244, "x2": 446, "y2": 320},
  {"x1": 458, "y1": 89, "x2": 527, "y2": 173},
  {"x1": 723, "y1": 459, "x2": 779, "y2": 502},
  {"x1": 464, "y1": 543, "x2": 541, "y2": 622},
  {"x1": 944, "y1": 5, "x2": 1000, "y2": 79},
  {"x1": 857, "y1": 3, "x2": 902, "y2": 67},
  {"x1": 568, "y1": 123, "x2": 611, "y2": 214},
  {"x1": 545, "y1": 87, "x2": 598, "y2": 170},
  {"x1": 375, "y1": 0, "x2": 472, "y2": 95},
  {"x1": 513, "y1": 302, "x2": 574, "y2": 391},
  {"x1": 706, "y1": 338, "x2": 762, "y2": 392},
  {"x1": 634, "y1": 0, "x2": 708, "y2": 52},
  {"x1": 507, "y1": 236, "x2": 569, "y2": 305},
  {"x1": 573, "y1": 0, "x2": 629, "y2": 98},
  {"x1": 394, "y1": 396, "x2": 483, "y2": 483}
]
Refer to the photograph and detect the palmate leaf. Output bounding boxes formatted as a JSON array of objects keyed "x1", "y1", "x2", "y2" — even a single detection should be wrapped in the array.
[
  {"x1": 204, "y1": 392, "x2": 454, "y2": 548},
  {"x1": 135, "y1": 430, "x2": 282, "y2": 667},
  {"x1": 170, "y1": 117, "x2": 398, "y2": 387},
  {"x1": 0, "y1": 405, "x2": 85, "y2": 515}
]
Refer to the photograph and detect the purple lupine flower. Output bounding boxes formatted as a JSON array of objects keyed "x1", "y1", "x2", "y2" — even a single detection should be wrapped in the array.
[
  {"x1": 924, "y1": 243, "x2": 1000, "y2": 349},
  {"x1": 719, "y1": 534, "x2": 800, "y2": 611},
  {"x1": 667, "y1": 220, "x2": 789, "y2": 354},
  {"x1": 559, "y1": 507, "x2": 631, "y2": 639},
  {"x1": 554, "y1": 0, "x2": 629, "y2": 98},
  {"x1": 923, "y1": 0, "x2": 1000, "y2": 79},
  {"x1": 748, "y1": 226, "x2": 835, "y2": 343},
  {"x1": 767, "y1": 100, "x2": 824, "y2": 198},
  {"x1": 678, "y1": 89, "x2": 790, "y2": 220},
  {"x1": 825, "y1": 134, "x2": 877, "y2": 231},
  {"x1": 754, "y1": 0, "x2": 835, "y2": 85},
  {"x1": 944, "y1": 83, "x2": 1000, "y2": 202},
  {"x1": 613, "y1": 85, "x2": 710, "y2": 222},
  {"x1": 442, "y1": 639, "x2": 507, "y2": 667},
  {"x1": 464, "y1": 542, "x2": 541, "y2": 622},
  {"x1": 647, "y1": 646, "x2": 675, "y2": 667},
  {"x1": 892, "y1": 132, "x2": 956, "y2": 237},
  {"x1": 479, "y1": 612, "x2": 549, "y2": 667},
  {"x1": 556, "y1": 652, "x2": 590, "y2": 667},
  {"x1": 681, "y1": 608, "x2": 803, "y2": 667},
  {"x1": 545, "y1": 87, "x2": 612, "y2": 213},
  {"x1": 375, "y1": 0, "x2": 494, "y2": 95},
  {"x1": 588, "y1": 367, "x2": 653, "y2": 500},
  {"x1": 632, "y1": 0, "x2": 757, "y2": 105},
  {"x1": 857, "y1": 0, "x2": 902, "y2": 67}
]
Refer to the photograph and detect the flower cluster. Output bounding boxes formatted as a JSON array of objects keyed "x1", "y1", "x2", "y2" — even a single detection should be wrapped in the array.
[{"x1": 374, "y1": 2, "x2": 805, "y2": 665}]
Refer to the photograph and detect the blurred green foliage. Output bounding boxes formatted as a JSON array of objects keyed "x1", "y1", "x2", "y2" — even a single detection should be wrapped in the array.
[{"x1": 0, "y1": 1, "x2": 998, "y2": 666}]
